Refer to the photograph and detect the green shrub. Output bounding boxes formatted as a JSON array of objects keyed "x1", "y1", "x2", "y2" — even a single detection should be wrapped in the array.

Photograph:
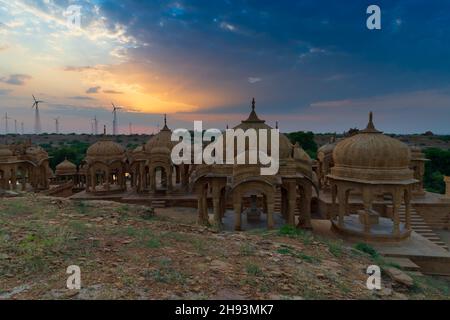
[{"x1": 354, "y1": 242, "x2": 379, "y2": 258}]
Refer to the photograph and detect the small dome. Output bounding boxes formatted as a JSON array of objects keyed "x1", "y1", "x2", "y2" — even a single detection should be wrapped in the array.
[
  {"x1": 293, "y1": 144, "x2": 312, "y2": 163},
  {"x1": 318, "y1": 136, "x2": 337, "y2": 155},
  {"x1": 150, "y1": 146, "x2": 171, "y2": 155},
  {"x1": 0, "y1": 147, "x2": 13, "y2": 157},
  {"x1": 26, "y1": 146, "x2": 47, "y2": 155},
  {"x1": 55, "y1": 159, "x2": 77, "y2": 175},
  {"x1": 145, "y1": 115, "x2": 174, "y2": 152},
  {"x1": 230, "y1": 98, "x2": 297, "y2": 160},
  {"x1": 331, "y1": 113, "x2": 414, "y2": 183},
  {"x1": 87, "y1": 140, "x2": 125, "y2": 157},
  {"x1": 133, "y1": 145, "x2": 144, "y2": 153}
]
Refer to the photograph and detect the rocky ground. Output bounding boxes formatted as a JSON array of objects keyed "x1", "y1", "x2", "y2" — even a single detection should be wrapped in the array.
[{"x1": 0, "y1": 194, "x2": 449, "y2": 300}]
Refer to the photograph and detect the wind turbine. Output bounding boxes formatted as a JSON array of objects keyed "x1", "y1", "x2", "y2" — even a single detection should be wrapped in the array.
[
  {"x1": 111, "y1": 103, "x2": 122, "y2": 135},
  {"x1": 3, "y1": 112, "x2": 11, "y2": 134},
  {"x1": 31, "y1": 94, "x2": 44, "y2": 134},
  {"x1": 53, "y1": 117, "x2": 60, "y2": 134},
  {"x1": 14, "y1": 119, "x2": 18, "y2": 134},
  {"x1": 93, "y1": 116, "x2": 98, "y2": 135},
  {"x1": 21, "y1": 122, "x2": 24, "y2": 135}
]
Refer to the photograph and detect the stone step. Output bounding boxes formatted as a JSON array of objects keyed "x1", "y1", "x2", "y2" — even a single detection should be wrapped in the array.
[
  {"x1": 396, "y1": 205, "x2": 449, "y2": 252},
  {"x1": 411, "y1": 229, "x2": 434, "y2": 234},
  {"x1": 151, "y1": 200, "x2": 166, "y2": 208},
  {"x1": 384, "y1": 257, "x2": 421, "y2": 272},
  {"x1": 425, "y1": 236, "x2": 443, "y2": 242}
]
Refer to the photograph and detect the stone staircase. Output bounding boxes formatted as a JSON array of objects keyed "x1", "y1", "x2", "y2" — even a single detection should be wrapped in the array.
[
  {"x1": 151, "y1": 199, "x2": 166, "y2": 208},
  {"x1": 398, "y1": 205, "x2": 449, "y2": 251},
  {"x1": 383, "y1": 257, "x2": 424, "y2": 276}
]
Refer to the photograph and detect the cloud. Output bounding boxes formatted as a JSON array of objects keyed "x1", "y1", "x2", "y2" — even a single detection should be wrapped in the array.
[
  {"x1": 68, "y1": 96, "x2": 95, "y2": 100},
  {"x1": 220, "y1": 22, "x2": 237, "y2": 32},
  {"x1": 103, "y1": 90, "x2": 124, "y2": 94},
  {"x1": 64, "y1": 66, "x2": 97, "y2": 72},
  {"x1": 86, "y1": 86, "x2": 101, "y2": 94},
  {"x1": 248, "y1": 77, "x2": 262, "y2": 84},
  {"x1": 0, "y1": 89, "x2": 12, "y2": 95},
  {"x1": 0, "y1": 45, "x2": 9, "y2": 52},
  {"x1": 0, "y1": 74, "x2": 32, "y2": 85}
]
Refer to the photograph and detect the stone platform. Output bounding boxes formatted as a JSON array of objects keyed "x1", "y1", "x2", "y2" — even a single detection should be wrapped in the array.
[{"x1": 311, "y1": 219, "x2": 450, "y2": 276}]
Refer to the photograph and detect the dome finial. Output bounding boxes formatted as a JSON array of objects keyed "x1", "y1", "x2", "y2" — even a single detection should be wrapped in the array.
[
  {"x1": 367, "y1": 111, "x2": 375, "y2": 130},
  {"x1": 161, "y1": 114, "x2": 170, "y2": 131},
  {"x1": 362, "y1": 111, "x2": 381, "y2": 133},
  {"x1": 275, "y1": 121, "x2": 278, "y2": 129},
  {"x1": 252, "y1": 97, "x2": 255, "y2": 111}
]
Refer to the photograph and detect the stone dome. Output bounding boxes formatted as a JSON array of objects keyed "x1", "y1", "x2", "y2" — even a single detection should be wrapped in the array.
[
  {"x1": 293, "y1": 143, "x2": 312, "y2": 163},
  {"x1": 145, "y1": 115, "x2": 174, "y2": 152},
  {"x1": 133, "y1": 145, "x2": 144, "y2": 153},
  {"x1": 55, "y1": 159, "x2": 77, "y2": 175},
  {"x1": 0, "y1": 147, "x2": 13, "y2": 157},
  {"x1": 230, "y1": 98, "x2": 297, "y2": 160},
  {"x1": 87, "y1": 140, "x2": 125, "y2": 157},
  {"x1": 318, "y1": 136, "x2": 337, "y2": 157},
  {"x1": 26, "y1": 146, "x2": 47, "y2": 156},
  {"x1": 330, "y1": 113, "x2": 414, "y2": 183}
]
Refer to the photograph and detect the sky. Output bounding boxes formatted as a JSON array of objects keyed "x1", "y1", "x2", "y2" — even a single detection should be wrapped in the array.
[{"x1": 0, "y1": 0, "x2": 450, "y2": 134}]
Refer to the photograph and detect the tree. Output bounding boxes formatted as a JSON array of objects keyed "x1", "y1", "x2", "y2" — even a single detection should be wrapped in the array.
[
  {"x1": 423, "y1": 148, "x2": 450, "y2": 194},
  {"x1": 286, "y1": 131, "x2": 318, "y2": 159}
]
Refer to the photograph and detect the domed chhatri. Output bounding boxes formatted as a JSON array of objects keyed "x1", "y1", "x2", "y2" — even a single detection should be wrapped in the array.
[
  {"x1": 330, "y1": 112, "x2": 414, "y2": 184},
  {"x1": 145, "y1": 115, "x2": 174, "y2": 154},
  {"x1": 191, "y1": 98, "x2": 316, "y2": 230},
  {"x1": 87, "y1": 140, "x2": 125, "y2": 158},
  {"x1": 328, "y1": 112, "x2": 417, "y2": 242},
  {"x1": 85, "y1": 140, "x2": 127, "y2": 194},
  {"x1": 55, "y1": 158, "x2": 77, "y2": 176},
  {"x1": 0, "y1": 141, "x2": 51, "y2": 191},
  {"x1": 129, "y1": 114, "x2": 177, "y2": 194}
]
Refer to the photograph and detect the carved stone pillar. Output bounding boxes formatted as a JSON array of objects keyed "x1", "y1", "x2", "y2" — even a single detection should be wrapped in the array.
[
  {"x1": 404, "y1": 188, "x2": 411, "y2": 230},
  {"x1": 233, "y1": 197, "x2": 242, "y2": 231},
  {"x1": 267, "y1": 201, "x2": 274, "y2": 229},
  {"x1": 287, "y1": 182, "x2": 296, "y2": 226},
  {"x1": 392, "y1": 189, "x2": 402, "y2": 236},
  {"x1": 337, "y1": 187, "x2": 346, "y2": 227},
  {"x1": 362, "y1": 188, "x2": 372, "y2": 234},
  {"x1": 445, "y1": 176, "x2": 450, "y2": 198}
]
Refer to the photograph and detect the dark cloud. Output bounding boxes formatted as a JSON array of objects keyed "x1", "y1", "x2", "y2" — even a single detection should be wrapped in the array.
[
  {"x1": 86, "y1": 86, "x2": 101, "y2": 94},
  {"x1": 64, "y1": 66, "x2": 97, "y2": 72},
  {"x1": 68, "y1": 96, "x2": 95, "y2": 100},
  {"x1": 90, "y1": 0, "x2": 450, "y2": 117},
  {"x1": 0, "y1": 74, "x2": 32, "y2": 85},
  {"x1": 103, "y1": 90, "x2": 123, "y2": 94}
]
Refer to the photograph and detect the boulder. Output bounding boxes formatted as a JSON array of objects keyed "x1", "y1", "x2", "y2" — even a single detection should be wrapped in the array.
[{"x1": 384, "y1": 267, "x2": 414, "y2": 287}]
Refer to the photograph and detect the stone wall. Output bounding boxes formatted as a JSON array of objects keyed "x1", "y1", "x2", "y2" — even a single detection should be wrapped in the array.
[{"x1": 445, "y1": 176, "x2": 450, "y2": 198}]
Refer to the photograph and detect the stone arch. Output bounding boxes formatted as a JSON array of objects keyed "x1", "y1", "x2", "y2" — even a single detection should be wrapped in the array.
[
  {"x1": 231, "y1": 179, "x2": 276, "y2": 231},
  {"x1": 148, "y1": 161, "x2": 172, "y2": 192}
]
